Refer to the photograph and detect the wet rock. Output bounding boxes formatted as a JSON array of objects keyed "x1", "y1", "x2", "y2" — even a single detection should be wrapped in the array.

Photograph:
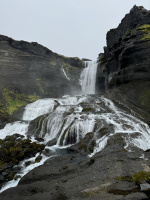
[
  {"x1": 69, "y1": 132, "x2": 96, "y2": 155},
  {"x1": 46, "y1": 138, "x2": 57, "y2": 146},
  {"x1": 140, "y1": 183, "x2": 150, "y2": 191},
  {"x1": 0, "y1": 134, "x2": 45, "y2": 188},
  {"x1": 25, "y1": 161, "x2": 31, "y2": 166},
  {"x1": 97, "y1": 6, "x2": 150, "y2": 114},
  {"x1": 108, "y1": 181, "x2": 140, "y2": 195},
  {"x1": 0, "y1": 175, "x2": 5, "y2": 181},
  {"x1": 35, "y1": 155, "x2": 42, "y2": 163}
]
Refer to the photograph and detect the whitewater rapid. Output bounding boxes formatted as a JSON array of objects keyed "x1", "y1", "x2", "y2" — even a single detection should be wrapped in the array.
[
  {"x1": 1, "y1": 60, "x2": 150, "y2": 192},
  {"x1": 1, "y1": 95, "x2": 150, "y2": 153}
]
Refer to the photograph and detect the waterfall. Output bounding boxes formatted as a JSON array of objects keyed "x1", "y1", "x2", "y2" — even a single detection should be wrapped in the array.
[
  {"x1": 1, "y1": 95, "x2": 150, "y2": 193},
  {"x1": 1, "y1": 95, "x2": 149, "y2": 152},
  {"x1": 80, "y1": 60, "x2": 98, "y2": 94},
  {"x1": 1, "y1": 60, "x2": 150, "y2": 193}
]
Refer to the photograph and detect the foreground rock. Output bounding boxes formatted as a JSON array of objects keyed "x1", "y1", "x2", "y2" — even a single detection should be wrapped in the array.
[{"x1": 1, "y1": 134, "x2": 150, "y2": 200}]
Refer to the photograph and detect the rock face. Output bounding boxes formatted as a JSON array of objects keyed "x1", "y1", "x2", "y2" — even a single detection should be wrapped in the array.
[
  {"x1": 1, "y1": 5, "x2": 150, "y2": 200},
  {"x1": 1, "y1": 134, "x2": 150, "y2": 200},
  {"x1": 0, "y1": 35, "x2": 83, "y2": 126},
  {"x1": 98, "y1": 6, "x2": 150, "y2": 116}
]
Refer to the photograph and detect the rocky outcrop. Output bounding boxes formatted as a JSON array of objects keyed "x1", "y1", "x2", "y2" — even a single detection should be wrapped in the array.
[
  {"x1": 0, "y1": 134, "x2": 45, "y2": 189},
  {"x1": 98, "y1": 6, "x2": 150, "y2": 115},
  {"x1": 0, "y1": 35, "x2": 83, "y2": 126},
  {"x1": 1, "y1": 134, "x2": 150, "y2": 200}
]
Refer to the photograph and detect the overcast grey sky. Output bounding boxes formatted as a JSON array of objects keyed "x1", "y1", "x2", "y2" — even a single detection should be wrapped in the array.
[{"x1": 0, "y1": 0, "x2": 150, "y2": 59}]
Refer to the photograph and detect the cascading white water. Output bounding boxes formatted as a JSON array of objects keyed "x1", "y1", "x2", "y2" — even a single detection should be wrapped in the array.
[
  {"x1": 80, "y1": 60, "x2": 98, "y2": 94},
  {"x1": 1, "y1": 94, "x2": 150, "y2": 193},
  {"x1": 1, "y1": 61, "x2": 150, "y2": 193},
  {"x1": 1, "y1": 95, "x2": 150, "y2": 152},
  {"x1": 23, "y1": 98, "x2": 56, "y2": 121}
]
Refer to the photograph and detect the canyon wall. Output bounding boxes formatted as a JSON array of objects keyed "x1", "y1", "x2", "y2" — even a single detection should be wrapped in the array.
[
  {"x1": 0, "y1": 35, "x2": 83, "y2": 126},
  {"x1": 97, "y1": 6, "x2": 150, "y2": 117}
]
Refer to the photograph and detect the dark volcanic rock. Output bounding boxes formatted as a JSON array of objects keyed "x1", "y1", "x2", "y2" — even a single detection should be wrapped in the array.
[
  {"x1": 97, "y1": 6, "x2": 150, "y2": 115},
  {"x1": 96, "y1": 53, "x2": 107, "y2": 94},
  {"x1": 106, "y1": 5, "x2": 150, "y2": 49},
  {"x1": 105, "y1": 6, "x2": 150, "y2": 87},
  {"x1": 106, "y1": 24, "x2": 150, "y2": 87},
  {"x1": 0, "y1": 134, "x2": 150, "y2": 200}
]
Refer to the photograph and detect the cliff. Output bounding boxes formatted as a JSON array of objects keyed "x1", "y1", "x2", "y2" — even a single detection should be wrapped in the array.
[
  {"x1": 1, "y1": 5, "x2": 150, "y2": 200},
  {"x1": 0, "y1": 35, "x2": 83, "y2": 127},
  {"x1": 98, "y1": 5, "x2": 150, "y2": 118}
]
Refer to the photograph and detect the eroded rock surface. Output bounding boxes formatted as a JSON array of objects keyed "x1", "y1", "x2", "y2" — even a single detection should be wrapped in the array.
[
  {"x1": 97, "y1": 6, "x2": 150, "y2": 118},
  {"x1": 1, "y1": 134, "x2": 150, "y2": 200}
]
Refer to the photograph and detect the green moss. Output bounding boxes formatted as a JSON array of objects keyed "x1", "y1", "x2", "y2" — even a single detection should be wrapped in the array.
[
  {"x1": 62, "y1": 166, "x2": 69, "y2": 170},
  {"x1": 117, "y1": 171, "x2": 150, "y2": 184},
  {"x1": 0, "y1": 136, "x2": 45, "y2": 166},
  {"x1": 36, "y1": 79, "x2": 45, "y2": 94},
  {"x1": 2, "y1": 89, "x2": 39, "y2": 115},
  {"x1": 123, "y1": 27, "x2": 136, "y2": 39},
  {"x1": 138, "y1": 24, "x2": 150, "y2": 44},
  {"x1": 139, "y1": 89, "x2": 150, "y2": 108},
  {"x1": 0, "y1": 161, "x2": 5, "y2": 169},
  {"x1": 7, "y1": 172, "x2": 16, "y2": 180},
  {"x1": 62, "y1": 62, "x2": 77, "y2": 78},
  {"x1": 2, "y1": 89, "x2": 26, "y2": 115},
  {"x1": 99, "y1": 128, "x2": 108, "y2": 134},
  {"x1": 25, "y1": 161, "x2": 31, "y2": 166},
  {"x1": 28, "y1": 93, "x2": 40, "y2": 102},
  {"x1": 82, "y1": 107, "x2": 92, "y2": 112},
  {"x1": 88, "y1": 140, "x2": 96, "y2": 153},
  {"x1": 120, "y1": 149, "x2": 127, "y2": 152},
  {"x1": 35, "y1": 155, "x2": 42, "y2": 163},
  {"x1": 79, "y1": 143, "x2": 87, "y2": 152},
  {"x1": 50, "y1": 60, "x2": 57, "y2": 66}
]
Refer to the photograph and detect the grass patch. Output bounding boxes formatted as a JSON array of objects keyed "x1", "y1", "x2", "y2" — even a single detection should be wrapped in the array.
[
  {"x1": 117, "y1": 171, "x2": 150, "y2": 184},
  {"x1": 2, "y1": 89, "x2": 39, "y2": 115},
  {"x1": 36, "y1": 79, "x2": 45, "y2": 94},
  {"x1": 50, "y1": 60, "x2": 57, "y2": 66},
  {"x1": 138, "y1": 24, "x2": 150, "y2": 44}
]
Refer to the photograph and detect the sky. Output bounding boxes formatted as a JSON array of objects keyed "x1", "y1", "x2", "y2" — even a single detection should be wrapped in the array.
[{"x1": 0, "y1": 0, "x2": 150, "y2": 60}]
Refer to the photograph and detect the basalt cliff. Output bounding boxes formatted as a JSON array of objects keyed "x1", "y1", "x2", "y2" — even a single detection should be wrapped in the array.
[
  {"x1": 97, "y1": 5, "x2": 150, "y2": 120},
  {"x1": 0, "y1": 5, "x2": 150, "y2": 200}
]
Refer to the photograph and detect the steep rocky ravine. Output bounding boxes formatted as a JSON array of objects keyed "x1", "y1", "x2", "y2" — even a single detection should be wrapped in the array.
[{"x1": 0, "y1": 5, "x2": 150, "y2": 200}]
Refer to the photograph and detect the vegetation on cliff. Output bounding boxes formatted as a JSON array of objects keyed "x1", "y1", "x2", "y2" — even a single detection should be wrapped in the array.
[
  {"x1": 138, "y1": 24, "x2": 150, "y2": 44},
  {"x1": 2, "y1": 89, "x2": 39, "y2": 115}
]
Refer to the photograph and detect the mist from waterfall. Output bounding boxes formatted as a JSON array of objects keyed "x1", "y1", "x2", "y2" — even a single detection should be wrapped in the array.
[{"x1": 80, "y1": 60, "x2": 98, "y2": 94}]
